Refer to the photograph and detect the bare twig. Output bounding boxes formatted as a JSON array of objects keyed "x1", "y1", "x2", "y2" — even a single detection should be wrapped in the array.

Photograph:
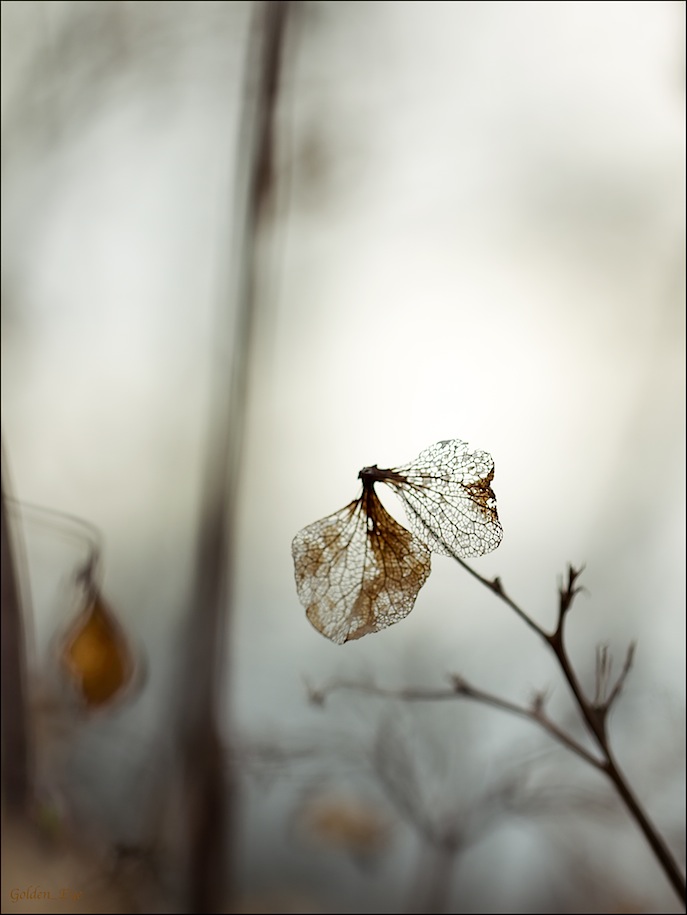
[
  {"x1": 310, "y1": 677, "x2": 604, "y2": 770},
  {"x1": 594, "y1": 644, "x2": 611, "y2": 707},
  {"x1": 453, "y1": 558, "x2": 686, "y2": 905},
  {"x1": 372, "y1": 717, "x2": 547, "y2": 915},
  {"x1": 601, "y1": 642, "x2": 636, "y2": 714},
  {"x1": 556, "y1": 564, "x2": 587, "y2": 623},
  {"x1": 448, "y1": 555, "x2": 548, "y2": 641},
  {"x1": 308, "y1": 560, "x2": 686, "y2": 905}
]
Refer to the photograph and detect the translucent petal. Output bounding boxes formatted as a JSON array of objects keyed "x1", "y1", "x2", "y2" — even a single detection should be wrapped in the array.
[
  {"x1": 389, "y1": 439, "x2": 503, "y2": 558},
  {"x1": 292, "y1": 489, "x2": 431, "y2": 644}
]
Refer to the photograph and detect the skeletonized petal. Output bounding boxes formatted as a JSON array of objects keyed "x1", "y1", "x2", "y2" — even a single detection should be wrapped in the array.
[
  {"x1": 292, "y1": 489, "x2": 431, "y2": 644},
  {"x1": 389, "y1": 439, "x2": 502, "y2": 558}
]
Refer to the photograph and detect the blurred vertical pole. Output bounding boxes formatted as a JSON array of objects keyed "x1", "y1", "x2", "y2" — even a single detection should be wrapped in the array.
[
  {"x1": 1, "y1": 447, "x2": 31, "y2": 815},
  {"x1": 178, "y1": 2, "x2": 291, "y2": 912},
  {"x1": 409, "y1": 844, "x2": 457, "y2": 915}
]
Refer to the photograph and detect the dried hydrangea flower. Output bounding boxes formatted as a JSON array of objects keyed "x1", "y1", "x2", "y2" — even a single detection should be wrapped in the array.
[{"x1": 292, "y1": 439, "x2": 502, "y2": 643}]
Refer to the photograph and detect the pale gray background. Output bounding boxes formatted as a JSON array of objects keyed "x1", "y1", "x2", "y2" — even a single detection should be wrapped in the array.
[{"x1": 2, "y1": 2, "x2": 684, "y2": 912}]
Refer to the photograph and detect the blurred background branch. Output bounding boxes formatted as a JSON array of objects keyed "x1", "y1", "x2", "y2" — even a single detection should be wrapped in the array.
[
  {"x1": 175, "y1": 2, "x2": 292, "y2": 912},
  {"x1": 1, "y1": 447, "x2": 31, "y2": 816}
]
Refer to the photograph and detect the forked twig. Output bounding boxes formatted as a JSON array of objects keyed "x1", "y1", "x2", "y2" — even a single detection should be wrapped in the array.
[
  {"x1": 310, "y1": 563, "x2": 686, "y2": 905},
  {"x1": 457, "y1": 559, "x2": 685, "y2": 905},
  {"x1": 601, "y1": 642, "x2": 637, "y2": 713}
]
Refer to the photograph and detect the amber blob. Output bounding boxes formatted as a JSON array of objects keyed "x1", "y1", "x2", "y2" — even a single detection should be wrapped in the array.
[{"x1": 61, "y1": 592, "x2": 133, "y2": 708}]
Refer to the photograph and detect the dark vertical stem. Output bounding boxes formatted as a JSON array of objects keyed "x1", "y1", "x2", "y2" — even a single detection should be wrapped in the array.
[
  {"x1": 411, "y1": 844, "x2": 457, "y2": 915},
  {"x1": 604, "y1": 751, "x2": 686, "y2": 904},
  {"x1": 0, "y1": 451, "x2": 31, "y2": 814},
  {"x1": 550, "y1": 629, "x2": 686, "y2": 903},
  {"x1": 179, "y1": 3, "x2": 291, "y2": 912}
]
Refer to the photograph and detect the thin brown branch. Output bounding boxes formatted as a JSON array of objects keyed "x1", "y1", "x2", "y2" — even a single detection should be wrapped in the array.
[
  {"x1": 556, "y1": 564, "x2": 587, "y2": 625},
  {"x1": 602, "y1": 641, "x2": 636, "y2": 713},
  {"x1": 452, "y1": 557, "x2": 686, "y2": 905},
  {"x1": 309, "y1": 677, "x2": 605, "y2": 770},
  {"x1": 447, "y1": 549, "x2": 549, "y2": 641},
  {"x1": 449, "y1": 674, "x2": 605, "y2": 770},
  {"x1": 552, "y1": 632, "x2": 685, "y2": 902},
  {"x1": 594, "y1": 644, "x2": 610, "y2": 707}
]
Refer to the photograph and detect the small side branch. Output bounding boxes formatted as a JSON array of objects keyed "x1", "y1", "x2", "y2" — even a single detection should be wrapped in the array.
[
  {"x1": 307, "y1": 676, "x2": 604, "y2": 771},
  {"x1": 447, "y1": 551, "x2": 549, "y2": 642},
  {"x1": 556, "y1": 564, "x2": 587, "y2": 627},
  {"x1": 600, "y1": 642, "x2": 636, "y2": 715}
]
